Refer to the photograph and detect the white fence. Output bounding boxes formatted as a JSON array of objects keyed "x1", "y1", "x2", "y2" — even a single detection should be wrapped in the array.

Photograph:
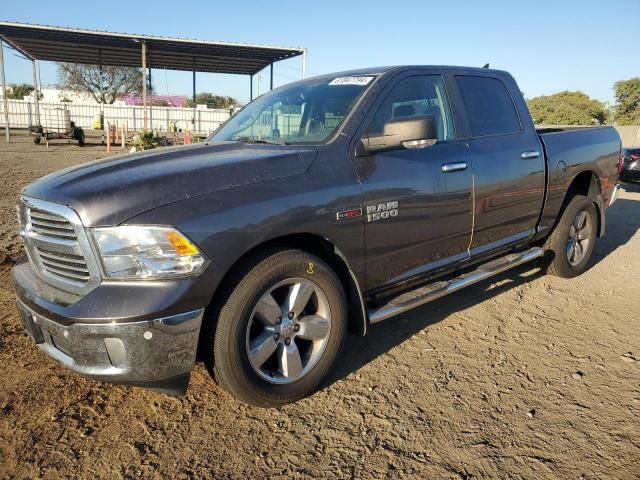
[{"x1": 0, "y1": 99, "x2": 231, "y2": 134}]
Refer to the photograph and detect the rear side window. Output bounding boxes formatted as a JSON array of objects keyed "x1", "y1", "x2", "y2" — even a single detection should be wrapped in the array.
[{"x1": 455, "y1": 75, "x2": 521, "y2": 137}]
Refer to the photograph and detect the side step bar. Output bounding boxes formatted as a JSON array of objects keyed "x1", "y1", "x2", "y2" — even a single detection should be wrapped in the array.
[{"x1": 368, "y1": 247, "x2": 544, "y2": 324}]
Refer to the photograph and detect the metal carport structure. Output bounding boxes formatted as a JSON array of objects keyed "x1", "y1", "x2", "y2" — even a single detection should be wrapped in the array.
[{"x1": 0, "y1": 21, "x2": 307, "y2": 141}]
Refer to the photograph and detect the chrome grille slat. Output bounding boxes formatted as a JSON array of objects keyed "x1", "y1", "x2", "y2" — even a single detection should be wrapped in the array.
[
  {"x1": 31, "y1": 219, "x2": 75, "y2": 230},
  {"x1": 29, "y1": 210, "x2": 70, "y2": 223},
  {"x1": 19, "y1": 197, "x2": 101, "y2": 295},
  {"x1": 29, "y1": 235, "x2": 82, "y2": 255},
  {"x1": 31, "y1": 220, "x2": 74, "y2": 230},
  {"x1": 30, "y1": 225, "x2": 78, "y2": 239},
  {"x1": 37, "y1": 250, "x2": 86, "y2": 265},
  {"x1": 40, "y1": 265, "x2": 90, "y2": 282},
  {"x1": 30, "y1": 216, "x2": 74, "y2": 227},
  {"x1": 40, "y1": 257, "x2": 90, "y2": 274}
]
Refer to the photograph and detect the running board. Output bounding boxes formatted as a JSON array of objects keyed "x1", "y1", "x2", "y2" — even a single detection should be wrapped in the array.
[{"x1": 368, "y1": 247, "x2": 544, "y2": 324}]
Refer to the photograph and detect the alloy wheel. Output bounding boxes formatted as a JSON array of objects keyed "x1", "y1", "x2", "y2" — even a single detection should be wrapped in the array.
[
  {"x1": 245, "y1": 278, "x2": 331, "y2": 384},
  {"x1": 566, "y1": 210, "x2": 592, "y2": 266}
]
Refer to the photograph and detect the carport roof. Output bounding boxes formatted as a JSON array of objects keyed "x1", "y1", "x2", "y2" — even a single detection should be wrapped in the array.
[{"x1": 0, "y1": 21, "x2": 305, "y2": 75}]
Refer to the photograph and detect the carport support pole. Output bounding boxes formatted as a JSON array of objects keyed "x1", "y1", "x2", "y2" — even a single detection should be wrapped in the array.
[
  {"x1": 0, "y1": 40, "x2": 9, "y2": 142},
  {"x1": 142, "y1": 41, "x2": 147, "y2": 130},
  {"x1": 270, "y1": 63, "x2": 274, "y2": 90},
  {"x1": 192, "y1": 60, "x2": 196, "y2": 130},
  {"x1": 31, "y1": 60, "x2": 40, "y2": 126},
  {"x1": 148, "y1": 67, "x2": 153, "y2": 129},
  {"x1": 270, "y1": 63, "x2": 275, "y2": 135},
  {"x1": 301, "y1": 49, "x2": 307, "y2": 79},
  {"x1": 99, "y1": 50, "x2": 104, "y2": 144}
]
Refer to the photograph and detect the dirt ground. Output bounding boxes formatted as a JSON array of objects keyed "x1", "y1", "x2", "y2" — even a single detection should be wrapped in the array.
[{"x1": 0, "y1": 132, "x2": 638, "y2": 479}]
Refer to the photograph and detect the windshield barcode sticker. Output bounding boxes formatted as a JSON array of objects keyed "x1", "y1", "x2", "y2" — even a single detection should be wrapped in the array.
[{"x1": 329, "y1": 76, "x2": 374, "y2": 86}]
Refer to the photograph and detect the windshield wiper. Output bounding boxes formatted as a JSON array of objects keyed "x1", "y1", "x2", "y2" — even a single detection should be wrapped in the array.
[{"x1": 234, "y1": 136, "x2": 282, "y2": 145}]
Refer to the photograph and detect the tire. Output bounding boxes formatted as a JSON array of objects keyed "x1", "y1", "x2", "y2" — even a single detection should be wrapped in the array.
[
  {"x1": 33, "y1": 135, "x2": 41, "y2": 144},
  {"x1": 76, "y1": 128, "x2": 85, "y2": 146},
  {"x1": 543, "y1": 195, "x2": 597, "y2": 278},
  {"x1": 206, "y1": 249, "x2": 347, "y2": 407}
]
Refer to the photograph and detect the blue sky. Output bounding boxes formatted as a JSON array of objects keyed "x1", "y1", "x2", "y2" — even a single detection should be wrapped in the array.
[{"x1": 1, "y1": 0, "x2": 638, "y2": 104}]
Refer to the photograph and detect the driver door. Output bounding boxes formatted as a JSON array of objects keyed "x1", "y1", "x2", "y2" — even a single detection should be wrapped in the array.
[{"x1": 351, "y1": 73, "x2": 473, "y2": 291}]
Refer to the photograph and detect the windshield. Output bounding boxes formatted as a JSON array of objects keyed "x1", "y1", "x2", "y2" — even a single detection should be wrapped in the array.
[{"x1": 209, "y1": 75, "x2": 376, "y2": 145}]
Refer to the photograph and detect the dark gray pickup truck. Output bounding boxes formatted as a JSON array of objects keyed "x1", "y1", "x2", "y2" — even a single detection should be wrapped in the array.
[{"x1": 12, "y1": 66, "x2": 622, "y2": 406}]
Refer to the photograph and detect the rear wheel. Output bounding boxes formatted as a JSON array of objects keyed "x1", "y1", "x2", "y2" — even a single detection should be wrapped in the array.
[
  {"x1": 206, "y1": 249, "x2": 347, "y2": 407},
  {"x1": 543, "y1": 195, "x2": 597, "y2": 278}
]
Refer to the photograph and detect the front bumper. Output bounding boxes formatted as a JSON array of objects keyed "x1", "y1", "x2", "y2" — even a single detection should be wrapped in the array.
[{"x1": 12, "y1": 261, "x2": 206, "y2": 395}]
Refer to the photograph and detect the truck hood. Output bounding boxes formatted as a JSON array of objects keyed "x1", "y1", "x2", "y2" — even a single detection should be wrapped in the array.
[{"x1": 22, "y1": 142, "x2": 316, "y2": 226}]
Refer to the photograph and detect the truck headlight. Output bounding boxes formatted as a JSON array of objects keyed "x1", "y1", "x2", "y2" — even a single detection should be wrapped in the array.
[{"x1": 92, "y1": 226, "x2": 209, "y2": 279}]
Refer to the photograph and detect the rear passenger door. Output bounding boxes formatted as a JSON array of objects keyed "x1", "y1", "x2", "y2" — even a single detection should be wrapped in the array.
[{"x1": 452, "y1": 74, "x2": 545, "y2": 255}]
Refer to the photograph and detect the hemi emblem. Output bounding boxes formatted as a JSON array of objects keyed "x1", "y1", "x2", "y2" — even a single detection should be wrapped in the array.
[{"x1": 336, "y1": 208, "x2": 363, "y2": 221}]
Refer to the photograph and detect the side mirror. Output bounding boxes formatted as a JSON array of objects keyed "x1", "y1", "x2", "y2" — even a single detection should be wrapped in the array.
[{"x1": 358, "y1": 115, "x2": 438, "y2": 155}]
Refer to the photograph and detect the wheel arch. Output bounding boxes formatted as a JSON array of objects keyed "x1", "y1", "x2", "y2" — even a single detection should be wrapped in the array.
[
  {"x1": 202, "y1": 233, "x2": 367, "y2": 345},
  {"x1": 561, "y1": 170, "x2": 605, "y2": 237}
]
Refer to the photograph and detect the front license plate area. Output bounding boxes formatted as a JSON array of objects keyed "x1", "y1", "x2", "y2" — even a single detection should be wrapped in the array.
[{"x1": 16, "y1": 302, "x2": 45, "y2": 344}]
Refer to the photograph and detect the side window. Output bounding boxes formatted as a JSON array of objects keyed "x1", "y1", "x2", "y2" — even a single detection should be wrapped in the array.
[
  {"x1": 366, "y1": 75, "x2": 454, "y2": 141},
  {"x1": 455, "y1": 75, "x2": 521, "y2": 137}
]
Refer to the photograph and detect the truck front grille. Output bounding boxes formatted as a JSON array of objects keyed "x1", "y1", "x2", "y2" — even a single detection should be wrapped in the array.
[{"x1": 19, "y1": 197, "x2": 101, "y2": 296}]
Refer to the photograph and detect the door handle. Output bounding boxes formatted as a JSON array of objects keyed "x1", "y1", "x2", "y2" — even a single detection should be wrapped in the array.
[
  {"x1": 441, "y1": 162, "x2": 468, "y2": 173},
  {"x1": 521, "y1": 150, "x2": 540, "y2": 159}
]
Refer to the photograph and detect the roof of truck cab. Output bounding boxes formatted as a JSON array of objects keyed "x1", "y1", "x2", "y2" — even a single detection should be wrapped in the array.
[
  {"x1": 305, "y1": 65, "x2": 511, "y2": 80},
  {"x1": 384, "y1": 65, "x2": 510, "y2": 74}
]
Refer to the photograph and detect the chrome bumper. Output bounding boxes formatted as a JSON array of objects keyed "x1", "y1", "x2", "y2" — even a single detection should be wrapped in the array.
[{"x1": 16, "y1": 299, "x2": 204, "y2": 395}]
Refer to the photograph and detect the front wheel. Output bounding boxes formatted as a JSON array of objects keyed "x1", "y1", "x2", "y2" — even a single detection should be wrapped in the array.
[
  {"x1": 206, "y1": 249, "x2": 347, "y2": 407},
  {"x1": 543, "y1": 195, "x2": 597, "y2": 278}
]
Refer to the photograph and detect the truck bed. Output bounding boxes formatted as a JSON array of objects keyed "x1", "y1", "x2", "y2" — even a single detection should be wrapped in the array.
[
  {"x1": 536, "y1": 125, "x2": 620, "y2": 236},
  {"x1": 536, "y1": 125, "x2": 609, "y2": 135}
]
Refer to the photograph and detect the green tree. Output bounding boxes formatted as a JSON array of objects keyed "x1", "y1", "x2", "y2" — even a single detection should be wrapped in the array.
[
  {"x1": 613, "y1": 77, "x2": 640, "y2": 125},
  {"x1": 57, "y1": 63, "x2": 148, "y2": 104},
  {"x1": 527, "y1": 91, "x2": 607, "y2": 125},
  {"x1": 186, "y1": 93, "x2": 237, "y2": 109},
  {"x1": 6, "y1": 83, "x2": 36, "y2": 100}
]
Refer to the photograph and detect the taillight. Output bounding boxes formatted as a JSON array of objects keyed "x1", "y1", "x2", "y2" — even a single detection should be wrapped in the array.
[{"x1": 631, "y1": 154, "x2": 640, "y2": 161}]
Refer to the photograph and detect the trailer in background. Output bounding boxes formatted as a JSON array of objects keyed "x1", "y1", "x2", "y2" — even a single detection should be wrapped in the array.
[{"x1": 30, "y1": 107, "x2": 85, "y2": 147}]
